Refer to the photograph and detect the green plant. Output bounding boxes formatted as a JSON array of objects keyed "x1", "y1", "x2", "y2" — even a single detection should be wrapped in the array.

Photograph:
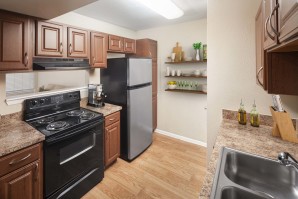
[{"x1": 193, "y1": 42, "x2": 202, "y2": 50}]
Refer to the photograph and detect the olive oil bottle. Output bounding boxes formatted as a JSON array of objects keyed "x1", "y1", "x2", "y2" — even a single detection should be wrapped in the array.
[
  {"x1": 238, "y1": 99, "x2": 247, "y2": 125},
  {"x1": 250, "y1": 100, "x2": 260, "y2": 127}
]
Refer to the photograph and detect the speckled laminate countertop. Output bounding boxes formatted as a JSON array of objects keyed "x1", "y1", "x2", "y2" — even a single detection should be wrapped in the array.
[
  {"x1": 199, "y1": 119, "x2": 298, "y2": 199},
  {"x1": 80, "y1": 99, "x2": 122, "y2": 117},
  {"x1": 0, "y1": 119, "x2": 45, "y2": 157}
]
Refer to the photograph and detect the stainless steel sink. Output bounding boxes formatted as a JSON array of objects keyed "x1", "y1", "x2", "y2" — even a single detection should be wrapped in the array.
[
  {"x1": 210, "y1": 147, "x2": 298, "y2": 199},
  {"x1": 221, "y1": 187, "x2": 268, "y2": 199}
]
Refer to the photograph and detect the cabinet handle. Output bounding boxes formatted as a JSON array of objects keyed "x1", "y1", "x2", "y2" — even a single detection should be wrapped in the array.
[
  {"x1": 257, "y1": 66, "x2": 264, "y2": 87},
  {"x1": 149, "y1": 51, "x2": 152, "y2": 57},
  {"x1": 69, "y1": 43, "x2": 72, "y2": 55},
  {"x1": 24, "y1": 52, "x2": 29, "y2": 67},
  {"x1": 35, "y1": 162, "x2": 39, "y2": 181},
  {"x1": 60, "y1": 42, "x2": 63, "y2": 54},
  {"x1": 265, "y1": 16, "x2": 275, "y2": 41},
  {"x1": 269, "y1": 3, "x2": 280, "y2": 38},
  {"x1": 9, "y1": 153, "x2": 31, "y2": 165},
  {"x1": 109, "y1": 118, "x2": 115, "y2": 121},
  {"x1": 93, "y1": 57, "x2": 96, "y2": 65},
  {"x1": 118, "y1": 40, "x2": 121, "y2": 48}
]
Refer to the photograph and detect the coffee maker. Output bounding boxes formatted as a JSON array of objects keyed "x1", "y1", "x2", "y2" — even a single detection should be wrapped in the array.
[{"x1": 87, "y1": 84, "x2": 106, "y2": 107}]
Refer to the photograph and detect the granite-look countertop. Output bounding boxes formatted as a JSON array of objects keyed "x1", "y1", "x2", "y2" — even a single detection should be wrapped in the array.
[
  {"x1": 199, "y1": 119, "x2": 298, "y2": 199},
  {"x1": 81, "y1": 99, "x2": 122, "y2": 117},
  {"x1": 0, "y1": 119, "x2": 45, "y2": 157}
]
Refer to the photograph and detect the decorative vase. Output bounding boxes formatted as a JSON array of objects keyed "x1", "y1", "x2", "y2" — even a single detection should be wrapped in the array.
[{"x1": 195, "y1": 49, "x2": 200, "y2": 61}]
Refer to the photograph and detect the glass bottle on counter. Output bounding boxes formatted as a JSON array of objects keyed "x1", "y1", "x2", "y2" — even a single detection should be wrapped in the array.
[
  {"x1": 250, "y1": 100, "x2": 260, "y2": 127},
  {"x1": 238, "y1": 99, "x2": 247, "y2": 125}
]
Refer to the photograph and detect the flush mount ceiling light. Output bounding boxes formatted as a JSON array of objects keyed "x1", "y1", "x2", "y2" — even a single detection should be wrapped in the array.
[{"x1": 136, "y1": 0, "x2": 184, "y2": 19}]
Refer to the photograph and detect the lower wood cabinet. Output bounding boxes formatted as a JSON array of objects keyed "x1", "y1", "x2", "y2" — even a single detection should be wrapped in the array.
[
  {"x1": 104, "y1": 111, "x2": 120, "y2": 168},
  {"x1": 0, "y1": 143, "x2": 43, "y2": 199}
]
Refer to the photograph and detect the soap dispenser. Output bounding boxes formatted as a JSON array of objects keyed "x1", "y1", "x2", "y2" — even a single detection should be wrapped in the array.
[
  {"x1": 238, "y1": 99, "x2": 247, "y2": 125},
  {"x1": 250, "y1": 100, "x2": 260, "y2": 127}
]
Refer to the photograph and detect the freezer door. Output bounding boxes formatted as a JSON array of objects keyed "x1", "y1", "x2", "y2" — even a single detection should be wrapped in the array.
[
  {"x1": 128, "y1": 58, "x2": 152, "y2": 87},
  {"x1": 127, "y1": 85, "x2": 153, "y2": 160}
]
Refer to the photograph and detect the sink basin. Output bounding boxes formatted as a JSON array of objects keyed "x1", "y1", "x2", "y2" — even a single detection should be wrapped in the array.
[
  {"x1": 210, "y1": 147, "x2": 298, "y2": 199},
  {"x1": 221, "y1": 187, "x2": 268, "y2": 199}
]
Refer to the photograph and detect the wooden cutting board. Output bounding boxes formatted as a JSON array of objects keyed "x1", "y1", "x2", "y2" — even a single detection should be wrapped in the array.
[{"x1": 173, "y1": 42, "x2": 182, "y2": 62}]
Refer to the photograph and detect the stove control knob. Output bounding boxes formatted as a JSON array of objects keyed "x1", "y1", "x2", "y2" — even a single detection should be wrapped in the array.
[
  {"x1": 31, "y1": 100, "x2": 38, "y2": 106},
  {"x1": 39, "y1": 99, "x2": 45, "y2": 104},
  {"x1": 68, "y1": 94, "x2": 73, "y2": 98}
]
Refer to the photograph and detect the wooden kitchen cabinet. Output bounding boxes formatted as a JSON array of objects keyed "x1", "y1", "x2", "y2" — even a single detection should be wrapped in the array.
[
  {"x1": 0, "y1": 143, "x2": 43, "y2": 199},
  {"x1": 36, "y1": 21, "x2": 63, "y2": 57},
  {"x1": 0, "y1": 11, "x2": 32, "y2": 71},
  {"x1": 90, "y1": 32, "x2": 107, "y2": 68},
  {"x1": 255, "y1": 1, "x2": 267, "y2": 89},
  {"x1": 136, "y1": 39, "x2": 158, "y2": 130},
  {"x1": 67, "y1": 27, "x2": 89, "y2": 58},
  {"x1": 108, "y1": 35, "x2": 123, "y2": 52},
  {"x1": 123, "y1": 38, "x2": 136, "y2": 53},
  {"x1": 35, "y1": 21, "x2": 89, "y2": 58},
  {"x1": 263, "y1": 0, "x2": 279, "y2": 50},
  {"x1": 278, "y1": 0, "x2": 298, "y2": 43},
  {"x1": 104, "y1": 111, "x2": 120, "y2": 168}
]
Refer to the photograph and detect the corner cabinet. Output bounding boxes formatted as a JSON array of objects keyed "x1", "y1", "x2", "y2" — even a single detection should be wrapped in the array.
[
  {"x1": 0, "y1": 11, "x2": 32, "y2": 71},
  {"x1": 136, "y1": 39, "x2": 158, "y2": 130},
  {"x1": 0, "y1": 143, "x2": 43, "y2": 199},
  {"x1": 90, "y1": 32, "x2": 107, "y2": 68},
  {"x1": 104, "y1": 112, "x2": 120, "y2": 168}
]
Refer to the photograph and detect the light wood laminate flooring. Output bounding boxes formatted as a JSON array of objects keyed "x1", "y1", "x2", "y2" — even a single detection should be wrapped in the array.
[{"x1": 82, "y1": 133, "x2": 207, "y2": 199}]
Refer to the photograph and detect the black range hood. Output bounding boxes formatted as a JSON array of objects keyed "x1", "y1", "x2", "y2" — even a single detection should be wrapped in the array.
[{"x1": 33, "y1": 58, "x2": 91, "y2": 70}]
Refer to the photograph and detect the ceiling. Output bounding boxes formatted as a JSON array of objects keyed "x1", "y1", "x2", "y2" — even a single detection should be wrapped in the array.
[
  {"x1": 0, "y1": 0, "x2": 96, "y2": 19},
  {"x1": 75, "y1": 0, "x2": 207, "y2": 31}
]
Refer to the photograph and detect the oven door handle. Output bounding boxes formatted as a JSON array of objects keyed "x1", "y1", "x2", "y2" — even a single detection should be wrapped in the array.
[{"x1": 45, "y1": 120, "x2": 102, "y2": 145}]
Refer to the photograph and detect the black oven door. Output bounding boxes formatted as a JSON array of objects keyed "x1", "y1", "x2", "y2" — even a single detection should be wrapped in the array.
[{"x1": 44, "y1": 120, "x2": 104, "y2": 198}]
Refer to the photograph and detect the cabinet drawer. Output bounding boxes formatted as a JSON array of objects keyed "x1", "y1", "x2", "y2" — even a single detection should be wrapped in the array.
[
  {"x1": 0, "y1": 143, "x2": 41, "y2": 177},
  {"x1": 105, "y1": 112, "x2": 120, "y2": 127}
]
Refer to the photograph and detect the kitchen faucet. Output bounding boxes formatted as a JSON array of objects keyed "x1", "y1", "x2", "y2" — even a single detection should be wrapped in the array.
[{"x1": 278, "y1": 152, "x2": 298, "y2": 171}]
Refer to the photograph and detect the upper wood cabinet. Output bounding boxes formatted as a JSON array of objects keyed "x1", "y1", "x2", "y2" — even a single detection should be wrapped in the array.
[
  {"x1": 36, "y1": 21, "x2": 63, "y2": 57},
  {"x1": 90, "y1": 32, "x2": 107, "y2": 68},
  {"x1": 263, "y1": 0, "x2": 279, "y2": 50},
  {"x1": 108, "y1": 34, "x2": 136, "y2": 53},
  {"x1": 67, "y1": 27, "x2": 89, "y2": 58},
  {"x1": 278, "y1": 0, "x2": 298, "y2": 43},
  {"x1": 123, "y1": 38, "x2": 136, "y2": 53},
  {"x1": 255, "y1": 2, "x2": 267, "y2": 90},
  {"x1": 35, "y1": 21, "x2": 89, "y2": 59},
  {"x1": 108, "y1": 35, "x2": 123, "y2": 52},
  {"x1": 0, "y1": 11, "x2": 32, "y2": 71}
]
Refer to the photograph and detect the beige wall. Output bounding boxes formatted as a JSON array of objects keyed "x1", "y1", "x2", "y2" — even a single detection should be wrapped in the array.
[
  {"x1": 207, "y1": 0, "x2": 298, "y2": 159},
  {"x1": 137, "y1": 19, "x2": 207, "y2": 143}
]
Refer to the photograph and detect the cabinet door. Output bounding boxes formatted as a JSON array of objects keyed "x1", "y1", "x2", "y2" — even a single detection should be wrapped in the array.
[
  {"x1": 105, "y1": 121, "x2": 120, "y2": 167},
  {"x1": 123, "y1": 38, "x2": 136, "y2": 53},
  {"x1": 91, "y1": 32, "x2": 107, "y2": 68},
  {"x1": 152, "y1": 95, "x2": 157, "y2": 131},
  {"x1": 278, "y1": 0, "x2": 298, "y2": 42},
  {"x1": 0, "y1": 13, "x2": 32, "y2": 71},
  {"x1": 255, "y1": 2, "x2": 267, "y2": 89},
  {"x1": 0, "y1": 161, "x2": 41, "y2": 199},
  {"x1": 36, "y1": 21, "x2": 63, "y2": 57},
  {"x1": 264, "y1": 0, "x2": 278, "y2": 49},
  {"x1": 136, "y1": 39, "x2": 157, "y2": 58},
  {"x1": 108, "y1": 35, "x2": 123, "y2": 52},
  {"x1": 68, "y1": 27, "x2": 89, "y2": 58}
]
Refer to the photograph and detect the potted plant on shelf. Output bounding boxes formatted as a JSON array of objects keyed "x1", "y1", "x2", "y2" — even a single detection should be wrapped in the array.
[{"x1": 193, "y1": 42, "x2": 202, "y2": 61}]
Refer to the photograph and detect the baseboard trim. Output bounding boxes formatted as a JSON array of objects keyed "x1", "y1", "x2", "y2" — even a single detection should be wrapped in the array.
[{"x1": 155, "y1": 129, "x2": 207, "y2": 147}]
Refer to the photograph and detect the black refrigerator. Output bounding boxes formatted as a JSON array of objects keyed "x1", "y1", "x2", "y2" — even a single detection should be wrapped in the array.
[{"x1": 101, "y1": 57, "x2": 153, "y2": 161}]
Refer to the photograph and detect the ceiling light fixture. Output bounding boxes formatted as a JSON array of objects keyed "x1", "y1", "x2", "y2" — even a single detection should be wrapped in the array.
[{"x1": 136, "y1": 0, "x2": 184, "y2": 19}]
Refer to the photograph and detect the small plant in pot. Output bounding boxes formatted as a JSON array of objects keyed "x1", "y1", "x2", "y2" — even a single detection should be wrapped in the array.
[{"x1": 193, "y1": 42, "x2": 202, "y2": 61}]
